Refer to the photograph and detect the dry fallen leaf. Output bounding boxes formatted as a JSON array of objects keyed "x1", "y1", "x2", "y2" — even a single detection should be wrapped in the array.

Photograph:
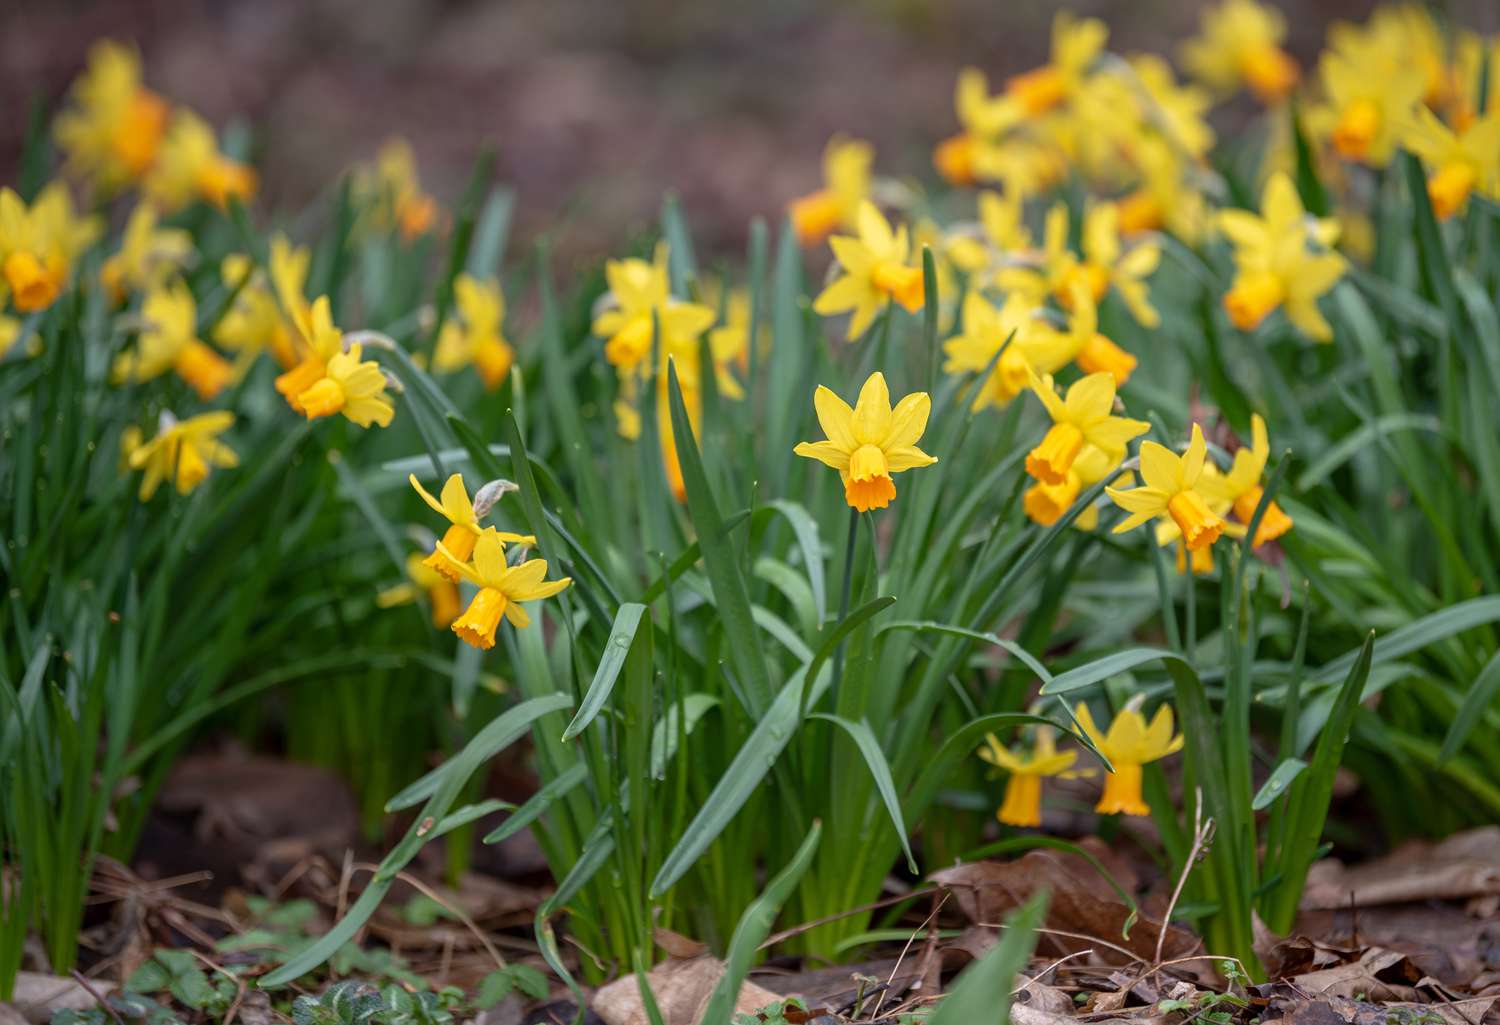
[
  {"x1": 6, "y1": 973, "x2": 115, "y2": 1025},
  {"x1": 1301, "y1": 827, "x2": 1500, "y2": 911},
  {"x1": 592, "y1": 955, "x2": 786, "y2": 1025}
]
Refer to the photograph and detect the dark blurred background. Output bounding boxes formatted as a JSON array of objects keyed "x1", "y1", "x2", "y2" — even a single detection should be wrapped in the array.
[{"x1": 4, "y1": 0, "x2": 1493, "y2": 263}]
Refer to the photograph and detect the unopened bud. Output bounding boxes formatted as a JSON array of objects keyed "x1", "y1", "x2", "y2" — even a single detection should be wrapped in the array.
[{"x1": 473, "y1": 478, "x2": 519, "y2": 519}]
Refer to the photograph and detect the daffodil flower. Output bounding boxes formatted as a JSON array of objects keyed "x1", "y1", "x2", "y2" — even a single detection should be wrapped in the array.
[
  {"x1": 434, "y1": 530, "x2": 572, "y2": 649},
  {"x1": 933, "y1": 70, "x2": 1021, "y2": 186},
  {"x1": 0, "y1": 183, "x2": 102, "y2": 314},
  {"x1": 1218, "y1": 173, "x2": 1345, "y2": 341},
  {"x1": 790, "y1": 137, "x2": 874, "y2": 245},
  {"x1": 813, "y1": 202, "x2": 925, "y2": 342},
  {"x1": 53, "y1": 41, "x2": 169, "y2": 193},
  {"x1": 434, "y1": 275, "x2": 515, "y2": 390},
  {"x1": 377, "y1": 553, "x2": 462, "y2": 629},
  {"x1": 409, "y1": 472, "x2": 535, "y2": 583},
  {"x1": 1308, "y1": 51, "x2": 1425, "y2": 166},
  {"x1": 1025, "y1": 371, "x2": 1149, "y2": 486},
  {"x1": 943, "y1": 292, "x2": 1079, "y2": 410},
  {"x1": 274, "y1": 296, "x2": 394, "y2": 428},
  {"x1": 1106, "y1": 423, "x2": 1229, "y2": 552},
  {"x1": 1073, "y1": 699, "x2": 1184, "y2": 815},
  {"x1": 124, "y1": 410, "x2": 239, "y2": 501},
  {"x1": 144, "y1": 111, "x2": 257, "y2": 212},
  {"x1": 354, "y1": 139, "x2": 441, "y2": 241},
  {"x1": 978, "y1": 728, "x2": 1079, "y2": 827},
  {"x1": 215, "y1": 235, "x2": 309, "y2": 372},
  {"x1": 111, "y1": 280, "x2": 233, "y2": 400},
  {"x1": 100, "y1": 203, "x2": 193, "y2": 304},
  {"x1": 998, "y1": 203, "x2": 1161, "y2": 330},
  {"x1": 1004, "y1": 13, "x2": 1108, "y2": 117},
  {"x1": 1023, "y1": 442, "x2": 1122, "y2": 528},
  {"x1": 794, "y1": 372, "x2": 937, "y2": 513},
  {"x1": 1200, "y1": 414, "x2": 1293, "y2": 546},
  {"x1": 1400, "y1": 107, "x2": 1500, "y2": 220},
  {"x1": 593, "y1": 243, "x2": 715, "y2": 380},
  {"x1": 1180, "y1": 0, "x2": 1299, "y2": 104}
]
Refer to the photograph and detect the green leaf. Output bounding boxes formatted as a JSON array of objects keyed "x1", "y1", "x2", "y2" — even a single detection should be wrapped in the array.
[
  {"x1": 1251, "y1": 758, "x2": 1307, "y2": 811},
  {"x1": 928, "y1": 890, "x2": 1048, "y2": 1025},
  {"x1": 699, "y1": 822, "x2": 822, "y2": 1025},
  {"x1": 1438, "y1": 648, "x2": 1500, "y2": 762},
  {"x1": 483, "y1": 762, "x2": 588, "y2": 845},
  {"x1": 809, "y1": 714, "x2": 916, "y2": 872},
  {"x1": 561, "y1": 603, "x2": 647, "y2": 740},
  {"x1": 1040, "y1": 647, "x2": 1189, "y2": 695},
  {"x1": 1312, "y1": 596, "x2": 1500, "y2": 684}
]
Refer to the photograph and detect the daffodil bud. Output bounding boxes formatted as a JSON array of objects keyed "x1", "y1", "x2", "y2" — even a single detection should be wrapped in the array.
[{"x1": 472, "y1": 478, "x2": 518, "y2": 519}]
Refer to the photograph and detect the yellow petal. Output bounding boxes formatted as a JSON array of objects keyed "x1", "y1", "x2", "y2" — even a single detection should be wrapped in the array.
[
  {"x1": 852, "y1": 372, "x2": 892, "y2": 444},
  {"x1": 812, "y1": 385, "x2": 857, "y2": 450},
  {"x1": 884, "y1": 391, "x2": 931, "y2": 450}
]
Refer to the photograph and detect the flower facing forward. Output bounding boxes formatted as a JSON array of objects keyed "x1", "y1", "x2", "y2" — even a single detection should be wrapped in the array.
[
  {"x1": 978, "y1": 728, "x2": 1079, "y2": 827},
  {"x1": 1181, "y1": 0, "x2": 1299, "y2": 104},
  {"x1": 123, "y1": 410, "x2": 238, "y2": 500},
  {"x1": 790, "y1": 137, "x2": 873, "y2": 244},
  {"x1": 592, "y1": 243, "x2": 714, "y2": 380},
  {"x1": 1400, "y1": 107, "x2": 1500, "y2": 220},
  {"x1": 1025, "y1": 371, "x2": 1148, "y2": 486},
  {"x1": 1074, "y1": 699, "x2": 1184, "y2": 815},
  {"x1": 435, "y1": 530, "x2": 572, "y2": 649},
  {"x1": 1200, "y1": 413, "x2": 1293, "y2": 546},
  {"x1": 111, "y1": 280, "x2": 233, "y2": 400},
  {"x1": 794, "y1": 372, "x2": 937, "y2": 513},
  {"x1": 813, "y1": 202, "x2": 925, "y2": 342},
  {"x1": 53, "y1": 41, "x2": 169, "y2": 193},
  {"x1": 145, "y1": 111, "x2": 257, "y2": 212},
  {"x1": 1309, "y1": 49, "x2": 1424, "y2": 166},
  {"x1": 1106, "y1": 423, "x2": 1226, "y2": 551},
  {"x1": 377, "y1": 553, "x2": 462, "y2": 629},
  {"x1": 274, "y1": 296, "x2": 394, "y2": 428},
  {"x1": 100, "y1": 203, "x2": 193, "y2": 303},
  {"x1": 0, "y1": 183, "x2": 102, "y2": 314},
  {"x1": 434, "y1": 275, "x2": 515, "y2": 390},
  {"x1": 1218, "y1": 173, "x2": 1344, "y2": 340},
  {"x1": 409, "y1": 472, "x2": 534, "y2": 583}
]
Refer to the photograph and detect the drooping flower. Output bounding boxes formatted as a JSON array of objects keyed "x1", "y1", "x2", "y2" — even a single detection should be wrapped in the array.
[
  {"x1": 123, "y1": 409, "x2": 238, "y2": 501},
  {"x1": 1024, "y1": 371, "x2": 1149, "y2": 486},
  {"x1": 376, "y1": 553, "x2": 462, "y2": 629},
  {"x1": 1399, "y1": 107, "x2": 1500, "y2": 221},
  {"x1": 1218, "y1": 173, "x2": 1345, "y2": 340},
  {"x1": 1200, "y1": 414, "x2": 1293, "y2": 546},
  {"x1": 1004, "y1": 13, "x2": 1108, "y2": 117},
  {"x1": 100, "y1": 203, "x2": 193, "y2": 304},
  {"x1": 790, "y1": 137, "x2": 874, "y2": 245},
  {"x1": 53, "y1": 41, "x2": 170, "y2": 193},
  {"x1": 434, "y1": 530, "x2": 572, "y2": 649},
  {"x1": 1105, "y1": 423, "x2": 1227, "y2": 552},
  {"x1": 434, "y1": 275, "x2": 515, "y2": 390},
  {"x1": 813, "y1": 202, "x2": 925, "y2": 342},
  {"x1": 0, "y1": 183, "x2": 102, "y2": 314},
  {"x1": 1023, "y1": 442, "x2": 1123, "y2": 529},
  {"x1": 409, "y1": 472, "x2": 534, "y2": 584},
  {"x1": 111, "y1": 279, "x2": 233, "y2": 400},
  {"x1": 942, "y1": 292, "x2": 1079, "y2": 411},
  {"x1": 144, "y1": 110, "x2": 257, "y2": 212},
  {"x1": 977, "y1": 728, "x2": 1079, "y2": 827},
  {"x1": 1073, "y1": 698, "x2": 1184, "y2": 815},
  {"x1": 1180, "y1": 0, "x2": 1299, "y2": 104},
  {"x1": 793, "y1": 372, "x2": 937, "y2": 513},
  {"x1": 274, "y1": 296, "x2": 394, "y2": 428}
]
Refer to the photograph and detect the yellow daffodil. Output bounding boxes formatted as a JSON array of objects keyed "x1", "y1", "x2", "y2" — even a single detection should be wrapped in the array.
[
  {"x1": 1308, "y1": 50, "x2": 1424, "y2": 166},
  {"x1": 1106, "y1": 423, "x2": 1227, "y2": 551},
  {"x1": 1005, "y1": 13, "x2": 1108, "y2": 117},
  {"x1": 1128, "y1": 54, "x2": 1216, "y2": 159},
  {"x1": 434, "y1": 275, "x2": 515, "y2": 390},
  {"x1": 53, "y1": 41, "x2": 169, "y2": 193},
  {"x1": 0, "y1": 183, "x2": 102, "y2": 314},
  {"x1": 934, "y1": 70, "x2": 1021, "y2": 186},
  {"x1": 703, "y1": 279, "x2": 758, "y2": 381},
  {"x1": 111, "y1": 279, "x2": 233, "y2": 400},
  {"x1": 1115, "y1": 136, "x2": 1210, "y2": 243},
  {"x1": 793, "y1": 371, "x2": 937, "y2": 513},
  {"x1": 1399, "y1": 107, "x2": 1500, "y2": 221},
  {"x1": 1023, "y1": 439, "x2": 1123, "y2": 529},
  {"x1": 978, "y1": 728, "x2": 1079, "y2": 827},
  {"x1": 1199, "y1": 413, "x2": 1293, "y2": 547},
  {"x1": 593, "y1": 243, "x2": 714, "y2": 381},
  {"x1": 124, "y1": 410, "x2": 238, "y2": 501},
  {"x1": 214, "y1": 235, "x2": 309, "y2": 371},
  {"x1": 943, "y1": 188, "x2": 1034, "y2": 275},
  {"x1": 409, "y1": 472, "x2": 535, "y2": 583},
  {"x1": 1218, "y1": 172, "x2": 1345, "y2": 340},
  {"x1": 1073, "y1": 698, "x2": 1183, "y2": 815},
  {"x1": 790, "y1": 137, "x2": 873, "y2": 245},
  {"x1": 1025, "y1": 371, "x2": 1148, "y2": 486},
  {"x1": 943, "y1": 292, "x2": 1079, "y2": 410},
  {"x1": 999, "y1": 202, "x2": 1160, "y2": 329},
  {"x1": 145, "y1": 110, "x2": 257, "y2": 212},
  {"x1": 273, "y1": 296, "x2": 394, "y2": 427},
  {"x1": 434, "y1": 530, "x2": 572, "y2": 649},
  {"x1": 100, "y1": 204, "x2": 192, "y2": 304},
  {"x1": 1153, "y1": 458, "x2": 1232, "y2": 566},
  {"x1": 377, "y1": 553, "x2": 462, "y2": 629},
  {"x1": 1065, "y1": 283, "x2": 1138, "y2": 385},
  {"x1": 813, "y1": 202, "x2": 925, "y2": 342},
  {"x1": 1181, "y1": 0, "x2": 1299, "y2": 104},
  {"x1": 355, "y1": 139, "x2": 441, "y2": 241}
]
